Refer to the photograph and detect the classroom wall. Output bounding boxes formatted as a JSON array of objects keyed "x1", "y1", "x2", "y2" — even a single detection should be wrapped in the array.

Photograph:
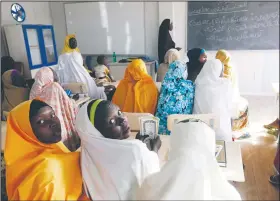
[
  {"x1": 1, "y1": 2, "x2": 53, "y2": 57},
  {"x1": 1, "y1": 2, "x2": 52, "y2": 25},
  {"x1": 35, "y1": 2, "x2": 280, "y2": 96},
  {"x1": 49, "y1": 2, "x2": 67, "y2": 55}
]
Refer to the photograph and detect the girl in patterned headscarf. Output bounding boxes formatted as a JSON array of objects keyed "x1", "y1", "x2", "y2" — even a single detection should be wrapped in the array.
[{"x1": 156, "y1": 60, "x2": 195, "y2": 135}]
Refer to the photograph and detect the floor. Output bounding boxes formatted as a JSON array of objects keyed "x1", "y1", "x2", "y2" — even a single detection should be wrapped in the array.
[{"x1": 232, "y1": 95, "x2": 279, "y2": 200}]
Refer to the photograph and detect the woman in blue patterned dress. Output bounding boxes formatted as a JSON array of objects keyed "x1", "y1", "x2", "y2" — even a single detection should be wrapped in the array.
[{"x1": 155, "y1": 60, "x2": 195, "y2": 135}]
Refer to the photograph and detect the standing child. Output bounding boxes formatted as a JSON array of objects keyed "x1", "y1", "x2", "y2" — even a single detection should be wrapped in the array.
[{"x1": 93, "y1": 55, "x2": 115, "y2": 83}]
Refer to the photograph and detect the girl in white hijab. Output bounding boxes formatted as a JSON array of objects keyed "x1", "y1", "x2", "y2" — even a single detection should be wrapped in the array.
[
  {"x1": 75, "y1": 99, "x2": 161, "y2": 200},
  {"x1": 193, "y1": 59, "x2": 233, "y2": 142},
  {"x1": 57, "y1": 35, "x2": 107, "y2": 99},
  {"x1": 156, "y1": 48, "x2": 180, "y2": 82},
  {"x1": 137, "y1": 120, "x2": 241, "y2": 200}
]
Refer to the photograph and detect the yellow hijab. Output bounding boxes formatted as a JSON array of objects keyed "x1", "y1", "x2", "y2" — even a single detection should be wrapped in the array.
[
  {"x1": 4, "y1": 100, "x2": 84, "y2": 200},
  {"x1": 61, "y1": 34, "x2": 80, "y2": 54},
  {"x1": 112, "y1": 59, "x2": 158, "y2": 114},
  {"x1": 216, "y1": 49, "x2": 238, "y2": 91},
  {"x1": 215, "y1": 49, "x2": 232, "y2": 78}
]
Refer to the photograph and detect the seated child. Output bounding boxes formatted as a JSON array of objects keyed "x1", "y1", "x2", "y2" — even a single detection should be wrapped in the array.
[{"x1": 93, "y1": 55, "x2": 115, "y2": 83}]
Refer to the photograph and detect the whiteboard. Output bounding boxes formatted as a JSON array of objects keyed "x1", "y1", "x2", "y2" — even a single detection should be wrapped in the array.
[{"x1": 65, "y1": 2, "x2": 145, "y2": 55}]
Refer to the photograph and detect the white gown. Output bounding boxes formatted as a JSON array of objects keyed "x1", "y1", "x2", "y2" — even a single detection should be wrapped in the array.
[
  {"x1": 193, "y1": 59, "x2": 233, "y2": 142},
  {"x1": 75, "y1": 102, "x2": 160, "y2": 200},
  {"x1": 57, "y1": 51, "x2": 106, "y2": 99},
  {"x1": 137, "y1": 122, "x2": 241, "y2": 200}
]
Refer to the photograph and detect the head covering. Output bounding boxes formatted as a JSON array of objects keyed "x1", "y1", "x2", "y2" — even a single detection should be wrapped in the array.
[
  {"x1": 61, "y1": 34, "x2": 80, "y2": 54},
  {"x1": 57, "y1": 49, "x2": 106, "y2": 99},
  {"x1": 216, "y1": 49, "x2": 240, "y2": 102},
  {"x1": 164, "y1": 48, "x2": 180, "y2": 64},
  {"x1": 4, "y1": 100, "x2": 83, "y2": 200},
  {"x1": 155, "y1": 61, "x2": 194, "y2": 135},
  {"x1": 29, "y1": 67, "x2": 54, "y2": 99},
  {"x1": 193, "y1": 59, "x2": 233, "y2": 141},
  {"x1": 11, "y1": 70, "x2": 26, "y2": 87},
  {"x1": 112, "y1": 59, "x2": 158, "y2": 114},
  {"x1": 75, "y1": 101, "x2": 160, "y2": 200},
  {"x1": 158, "y1": 19, "x2": 175, "y2": 63},
  {"x1": 216, "y1": 49, "x2": 231, "y2": 77},
  {"x1": 30, "y1": 67, "x2": 80, "y2": 151},
  {"x1": 2, "y1": 70, "x2": 29, "y2": 112},
  {"x1": 186, "y1": 48, "x2": 206, "y2": 82},
  {"x1": 137, "y1": 121, "x2": 241, "y2": 200},
  {"x1": 157, "y1": 49, "x2": 180, "y2": 82}
]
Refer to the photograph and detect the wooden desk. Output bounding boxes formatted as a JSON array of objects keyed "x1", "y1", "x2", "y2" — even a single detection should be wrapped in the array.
[{"x1": 109, "y1": 61, "x2": 156, "y2": 81}]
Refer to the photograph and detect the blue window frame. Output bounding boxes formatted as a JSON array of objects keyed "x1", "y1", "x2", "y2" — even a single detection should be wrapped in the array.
[{"x1": 22, "y1": 24, "x2": 58, "y2": 70}]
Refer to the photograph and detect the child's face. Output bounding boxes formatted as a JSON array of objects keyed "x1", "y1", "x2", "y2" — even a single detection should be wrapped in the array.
[
  {"x1": 104, "y1": 57, "x2": 109, "y2": 66},
  {"x1": 199, "y1": 53, "x2": 207, "y2": 63}
]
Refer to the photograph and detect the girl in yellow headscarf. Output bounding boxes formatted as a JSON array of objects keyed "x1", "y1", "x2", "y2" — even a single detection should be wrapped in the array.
[
  {"x1": 112, "y1": 59, "x2": 158, "y2": 114},
  {"x1": 57, "y1": 34, "x2": 107, "y2": 99},
  {"x1": 61, "y1": 34, "x2": 80, "y2": 54},
  {"x1": 216, "y1": 49, "x2": 239, "y2": 98},
  {"x1": 4, "y1": 99, "x2": 87, "y2": 200},
  {"x1": 216, "y1": 50, "x2": 249, "y2": 137}
]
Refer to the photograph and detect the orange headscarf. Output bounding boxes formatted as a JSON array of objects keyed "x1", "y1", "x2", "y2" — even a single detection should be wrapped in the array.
[
  {"x1": 112, "y1": 59, "x2": 158, "y2": 114},
  {"x1": 4, "y1": 100, "x2": 84, "y2": 200}
]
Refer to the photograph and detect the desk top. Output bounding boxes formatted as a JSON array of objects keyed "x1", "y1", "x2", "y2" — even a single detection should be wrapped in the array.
[{"x1": 272, "y1": 82, "x2": 279, "y2": 94}]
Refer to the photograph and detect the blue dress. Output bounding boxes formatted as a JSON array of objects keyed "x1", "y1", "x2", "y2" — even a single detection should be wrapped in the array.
[{"x1": 155, "y1": 60, "x2": 195, "y2": 135}]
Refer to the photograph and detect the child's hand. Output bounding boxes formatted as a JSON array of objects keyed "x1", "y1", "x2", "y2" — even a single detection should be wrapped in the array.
[{"x1": 104, "y1": 85, "x2": 115, "y2": 93}]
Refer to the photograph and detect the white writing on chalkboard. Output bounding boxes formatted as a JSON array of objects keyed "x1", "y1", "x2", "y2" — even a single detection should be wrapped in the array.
[
  {"x1": 189, "y1": 11, "x2": 279, "y2": 42},
  {"x1": 189, "y1": 2, "x2": 248, "y2": 16},
  {"x1": 187, "y1": 2, "x2": 279, "y2": 50},
  {"x1": 200, "y1": 18, "x2": 279, "y2": 34},
  {"x1": 206, "y1": 31, "x2": 263, "y2": 42},
  {"x1": 189, "y1": 11, "x2": 279, "y2": 27}
]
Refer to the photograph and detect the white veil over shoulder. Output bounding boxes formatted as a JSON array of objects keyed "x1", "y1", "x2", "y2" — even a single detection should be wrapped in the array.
[
  {"x1": 193, "y1": 59, "x2": 233, "y2": 141},
  {"x1": 57, "y1": 51, "x2": 106, "y2": 99},
  {"x1": 75, "y1": 102, "x2": 160, "y2": 200},
  {"x1": 137, "y1": 122, "x2": 241, "y2": 200}
]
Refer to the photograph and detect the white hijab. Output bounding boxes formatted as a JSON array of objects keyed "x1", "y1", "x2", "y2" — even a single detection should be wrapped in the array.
[
  {"x1": 75, "y1": 101, "x2": 160, "y2": 200},
  {"x1": 193, "y1": 59, "x2": 233, "y2": 142},
  {"x1": 57, "y1": 51, "x2": 106, "y2": 99},
  {"x1": 137, "y1": 122, "x2": 241, "y2": 200}
]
